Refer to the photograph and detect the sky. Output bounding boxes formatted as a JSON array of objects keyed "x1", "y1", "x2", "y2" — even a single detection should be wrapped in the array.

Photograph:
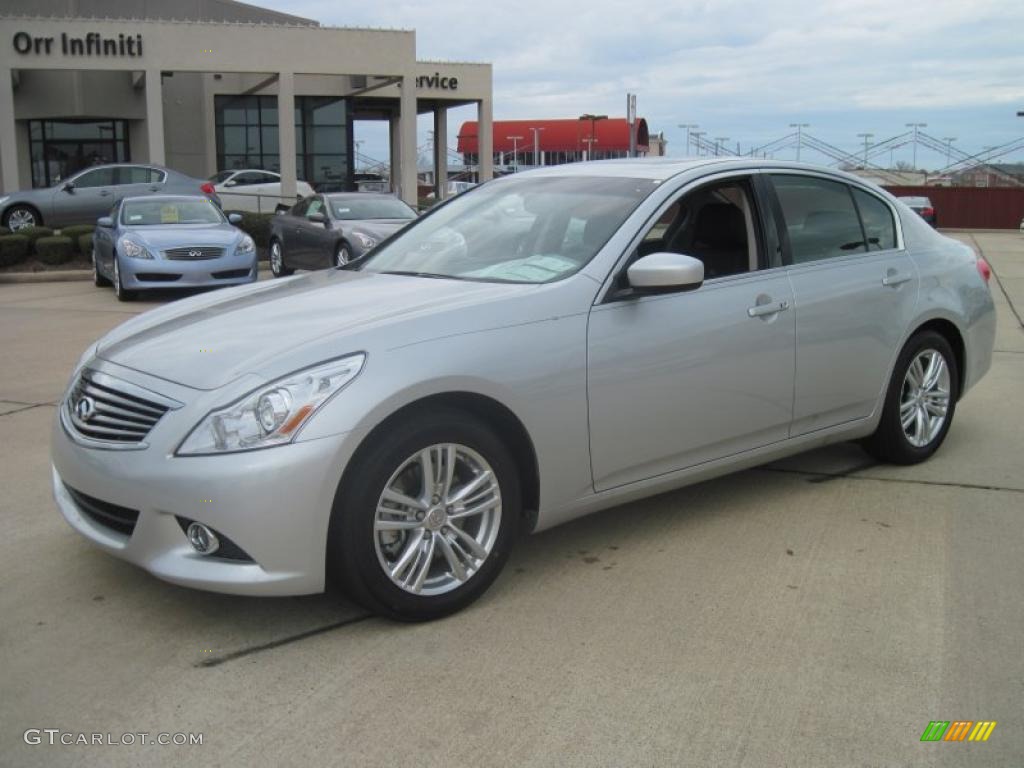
[{"x1": 268, "y1": 0, "x2": 1024, "y2": 170}]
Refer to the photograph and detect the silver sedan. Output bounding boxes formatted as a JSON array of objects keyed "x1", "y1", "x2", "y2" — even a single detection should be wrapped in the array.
[{"x1": 52, "y1": 159, "x2": 996, "y2": 621}]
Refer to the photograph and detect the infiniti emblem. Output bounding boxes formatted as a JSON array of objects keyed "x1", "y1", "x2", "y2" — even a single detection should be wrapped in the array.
[
  {"x1": 75, "y1": 396, "x2": 96, "y2": 422},
  {"x1": 189, "y1": 249, "x2": 202, "y2": 259}
]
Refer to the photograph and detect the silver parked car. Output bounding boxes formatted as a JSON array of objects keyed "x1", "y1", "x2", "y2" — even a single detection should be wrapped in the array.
[
  {"x1": 52, "y1": 159, "x2": 996, "y2": 621},
  {"x1": 91, "y1": 196, "x2": 257, "y2": 301},
  {"x1": 268, "y1": 193, "x2": 417, "y2": 275},
  {"x1": 0, "y1": 163, "x2": 221, "y2": 231}
]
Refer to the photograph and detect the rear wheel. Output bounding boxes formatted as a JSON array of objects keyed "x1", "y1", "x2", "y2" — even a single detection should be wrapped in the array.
[
  {"x1": 862, "y1": 330, "x2": 958, "y2": 464},
  {"x1": 91, "y1": 247, "x2": 110, "y2": 287},
  {"x1": 269, "y1": 239, "x2": 292, "y2": 277},
  {"x1": 328, "y1": 408, "x2": 520, "y2": 621}
]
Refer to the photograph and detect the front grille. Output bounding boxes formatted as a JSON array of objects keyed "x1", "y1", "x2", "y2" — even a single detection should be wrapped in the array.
[
  {"x1": 211, "y1": 268, "x2": 250, "y2": 280},
  {"x1": 164, "y1": 246, "x2": 225, "y2": 260},
  {"x1": 66, "y1": 485, "x2": 139, "y2": 536},
  {"x1": 65, "y1": 370, "x2": 175, "y2": 446}
]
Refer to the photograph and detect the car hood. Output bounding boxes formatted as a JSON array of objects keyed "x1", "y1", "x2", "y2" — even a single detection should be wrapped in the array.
[
  {"x1": 342, "y1": 219, "x2": 411, "y2": 240},
  {"x1": 122, "y1": 224, "x2": 242, "y2": 250},
  {"x1": 95, "y1": 269, "x2": 534, "y2": 390}
]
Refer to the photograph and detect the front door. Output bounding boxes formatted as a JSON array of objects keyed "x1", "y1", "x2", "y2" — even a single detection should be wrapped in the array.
[
  {"x1": 57, "y1": 166, "x2": 117, "y2": 227},
  {"x1": 587, "y1": 174, "x2": 796, "y2": 491},
  {"x1": 766, "y1": 173, "x2": 920, "y2": 435}
]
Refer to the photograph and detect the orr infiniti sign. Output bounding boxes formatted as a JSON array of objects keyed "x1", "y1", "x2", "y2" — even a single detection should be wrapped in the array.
[{"x1": 12, "y1": 31, "x2": 144, "y2": 57}]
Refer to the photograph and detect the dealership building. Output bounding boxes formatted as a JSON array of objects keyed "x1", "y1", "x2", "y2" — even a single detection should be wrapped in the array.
[{"x1": 0, "y1": 0, "x2": 494, "y2": 204}]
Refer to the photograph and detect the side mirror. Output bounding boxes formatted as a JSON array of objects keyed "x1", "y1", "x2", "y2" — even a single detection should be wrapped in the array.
[
  {"x1": 308, "y1": 212, "x2": 327, "y2": 225},
  {"x1": 227, "y1": 212, "x2": 243, "y2": 225},
  {"x1": 626, "y1": 252, "x2": 704, "y2": 293},
  {"x1": 62, "y1": 182, "x2": 75, "y2": 193},
  {"x1": 223, "y1": 179, "x2": 237, "y2": 187},
  {"x1": 96, "y1": 216, "x2": 114, "y2": 228}
]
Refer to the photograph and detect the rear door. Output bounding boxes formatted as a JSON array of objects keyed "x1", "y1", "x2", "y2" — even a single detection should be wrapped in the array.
[
  {"x1": 767, "y1": 173, "x2": 918, "y2": 435},
  {"x1": 115, "y1": 166, "x2": 165, "y2": 203}
]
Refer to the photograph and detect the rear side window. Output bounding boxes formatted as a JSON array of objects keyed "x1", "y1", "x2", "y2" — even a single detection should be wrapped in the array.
[
  {"x1": 770, "y1": 175, "x2": 866, "y2": 264},
  {"x1": 117, "y1": 167, "x2": 164, "y2": 185},
  {"x1": 852, "y1": 188, "x2": 896, "y2": 251}
]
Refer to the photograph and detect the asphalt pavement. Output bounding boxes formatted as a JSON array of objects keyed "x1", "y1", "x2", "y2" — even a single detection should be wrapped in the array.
[{"x1": 1, "y1": 232, "x2": 1021, "y2": 767}]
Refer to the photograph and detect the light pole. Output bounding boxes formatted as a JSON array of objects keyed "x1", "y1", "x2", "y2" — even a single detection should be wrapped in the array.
[
  {"x1": 942, "y1": 137, "x2": 956, "y2": 166},
  {"x1": 528, "y1": 126, "x2": 545, "y2": 167},
  {"x1": 690, "y1": 130, "x2": 706, "y2": 155},
  {"x1": 579, "y1": 114, "x2": 607, "y2": 161},
  {"x1": 714, "y1": 137, "x2": 729, "y2": 157},
  {"x1": 506, "y1": 135, "x2": 524, "y2": 172},
  {"x1": 353, "y1": 140, "x2": 364, "y2": 172},
  {"x1": 790, "y1": 123, "x2": 810, "y2": 161},
  {"x1": 856, "y1": 133, "x2": 873, "y2": 167},
  {"x1": 906, "y1": 122, "x2": 927, "y2": 169},
  {"x1": 678, "y1": 123, "x2": 699, "y2": 156}
]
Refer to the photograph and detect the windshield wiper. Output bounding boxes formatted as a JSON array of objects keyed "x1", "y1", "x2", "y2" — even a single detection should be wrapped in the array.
[{"x1": 379, "y1": 270, "x2": 462, "y2": 280}]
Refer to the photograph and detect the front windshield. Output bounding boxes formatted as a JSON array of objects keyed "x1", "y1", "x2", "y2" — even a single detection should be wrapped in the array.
[
  {"x1": 122, "y1": 199, "x2": 225, "y2": 226},
  {"x1": 358, "y1": 175, "x2": 655, "y2": 283},
  {"x1": 329, "y1": 196, "x2": 417, "y2": 221}
]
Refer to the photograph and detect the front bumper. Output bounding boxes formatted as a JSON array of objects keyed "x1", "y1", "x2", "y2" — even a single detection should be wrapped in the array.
[
  {"x1": 120, "y1": 252, "x2": 257, "y2": 290},
  {"x1": 51, "y1": 360, "x2": 358, "y2": 596}
]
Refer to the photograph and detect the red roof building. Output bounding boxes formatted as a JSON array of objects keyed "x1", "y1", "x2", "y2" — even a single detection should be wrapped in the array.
[{"x1": 457, "y1": 117, "x2": 651, "y2": 168}]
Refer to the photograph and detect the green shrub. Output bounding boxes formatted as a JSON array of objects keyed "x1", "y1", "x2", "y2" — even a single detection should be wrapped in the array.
[
  {"x1": 17, "y1": 226, "x2": 55, "y2": 253},
  {"x1": 34, "y1": 236, "x2": 75, "y2": 265},
  {"x1": 60, "y1": 224, "x2": 96, "y2": 241},
  {"x1": 78, "y1": 233, "x2": 95, "y2": 258},
  {"x1": 0, "y1": 234, "x2": 29, "y2": 267},
  {"x1": 233, "y1": 212, "x2": 273, "y2": 248},
  {"x1": 0, "y1": 226, "x2": 10, "y2": 236}
]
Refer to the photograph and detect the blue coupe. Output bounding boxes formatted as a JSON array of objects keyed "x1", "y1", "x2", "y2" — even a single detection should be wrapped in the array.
[{"x1": 91, "y1": 196, "x2": 258, "y2": 301}]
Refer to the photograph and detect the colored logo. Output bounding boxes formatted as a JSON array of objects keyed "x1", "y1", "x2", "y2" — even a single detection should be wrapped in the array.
[{"x1": 920, "y1": 721, "x2": 997, "y2": 742}]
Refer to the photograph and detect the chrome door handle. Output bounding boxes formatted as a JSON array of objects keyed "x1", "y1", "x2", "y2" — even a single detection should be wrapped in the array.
[
  {"x1": 748, "y1": 300, "x2": 790, "y2": 318},
  {"x1": 882, "y1": 273, "x2": 912, "y2": 287}
]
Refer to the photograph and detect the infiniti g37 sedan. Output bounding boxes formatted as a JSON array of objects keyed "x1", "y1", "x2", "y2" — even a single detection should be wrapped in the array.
[{"x1": 51, "y1": 159, "x2": 996, "y2": 621}]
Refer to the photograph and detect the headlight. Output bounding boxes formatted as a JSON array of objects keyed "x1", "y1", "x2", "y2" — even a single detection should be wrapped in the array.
[
  {"x1": 236, "y1": 234, "x2": 255, "y2": 255},
  {"x1": 121, "y1": 238, "x2": 153, "y2": 259},
  {"x1": 352, "y1": 232, "x2": 376, "y2": 249},
  {"x1": 176, "y1": 354, "x2": 365, "y2": 455}
]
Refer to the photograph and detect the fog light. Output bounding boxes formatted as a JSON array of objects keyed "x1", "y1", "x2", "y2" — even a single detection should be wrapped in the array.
[{"x1": 186, "y1": 522, "x2": 220, "y2": 555}]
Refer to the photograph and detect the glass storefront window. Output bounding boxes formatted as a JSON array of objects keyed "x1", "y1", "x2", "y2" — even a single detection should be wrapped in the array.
[{"x1": 27, "y1": 119, "x2": 130, "y2": 187}]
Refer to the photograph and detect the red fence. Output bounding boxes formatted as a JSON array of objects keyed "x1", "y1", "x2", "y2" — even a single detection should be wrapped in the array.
[{"x1": 883, "y1": 185, "x2": 1024, "y2": 229}]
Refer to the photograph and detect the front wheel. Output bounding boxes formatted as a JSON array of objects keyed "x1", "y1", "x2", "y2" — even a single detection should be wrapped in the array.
[
  {"x1": 862, "y1": 330, "x2": 959, "y2": 464},
  {"x1": 269, "y1": 239, "x2": 292, "y2": 277},
  {"x1": 92, "y1": 247, "x2": 111, "y2": 287},
  {"x1": 334, "y1": 242, "x2": 353, "y2": 267},
  {"x1": 328, "y1": 408, "x2": 520, "y2": 621},
  {"x1": 113, "y1": 256, "x2": 135, "y2": 302},
  {"x1": 3, "y1": 204, "x2": 40, "y2": 231}
]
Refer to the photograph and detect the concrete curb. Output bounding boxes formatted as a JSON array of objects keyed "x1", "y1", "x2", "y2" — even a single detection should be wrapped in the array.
[{"x1": 0, "y1": 270, "x2": 92, "y2": 284}]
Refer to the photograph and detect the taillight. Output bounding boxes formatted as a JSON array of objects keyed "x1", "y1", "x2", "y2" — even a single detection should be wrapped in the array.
[
  {"x1": 976, "y1": 257, "x2": 991, "y2": 284},
  {"x1": 200, "y1": 182, "x2": 215, "y2": 195},
  {"x1": 922, "y1": 207, "x2": 934, "y2": 217}
]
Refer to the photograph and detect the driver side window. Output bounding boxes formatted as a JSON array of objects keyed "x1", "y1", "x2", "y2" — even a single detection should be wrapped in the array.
[
  {"x1": 74, "y1": 168, "x2": 116, "y2": 188},
  {"x1": 636, "y1": 178, "x2": 763, "y2": 280}
]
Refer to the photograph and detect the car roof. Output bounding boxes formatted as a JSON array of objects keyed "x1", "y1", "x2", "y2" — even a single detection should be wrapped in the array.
[
  {"x1": 119, "y1": 194, "x2": 217, "y2": 204},
  {"x1": 325, "y1": 192, "x2": 404, "y2": 200}
]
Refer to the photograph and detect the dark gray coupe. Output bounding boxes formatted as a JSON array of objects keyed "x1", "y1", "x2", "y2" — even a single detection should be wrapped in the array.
[{"x1": 268, "y1": 193, "x2": 417, "y2": 276}]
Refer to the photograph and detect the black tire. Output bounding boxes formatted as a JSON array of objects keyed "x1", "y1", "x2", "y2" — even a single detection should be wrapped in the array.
[
  {"x1": 327, "y1": 408, "x2": 521, "y2": 621},
  {"x1": 3, "y1": 204, "x2": 41, "y2": 231},
  {"x1": 269, "y1": 238, "x2": 293, "y2": 277},
  {"x1": 334, "y1": 241, "x2": 353, "y2": 267},
  {"x1": 113, "y1": 256, "x2": 135, "y2": 302},
  {"x1": 91, "y1": 247, "x2": 111, "y2": 287},
  {"x1": 862, "y1": 330, "x2": 959, "y2": 465}
]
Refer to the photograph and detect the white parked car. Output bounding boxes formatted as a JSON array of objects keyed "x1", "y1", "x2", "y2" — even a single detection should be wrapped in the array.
[{"x1": 210, "y1": 170, "x2": 315, "y2": 213}]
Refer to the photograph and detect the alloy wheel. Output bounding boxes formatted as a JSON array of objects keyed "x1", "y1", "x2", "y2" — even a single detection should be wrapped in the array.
[
  {"x1": 335, "y1": 245, "x2": 351, "y2": 267},
  {"x1": 373, "y1": 443, "x2": 502, "y2": 596},
  {"x1": 7, "y1": 208, "x2": 36, "y2": 231},
  {"x1": 270, "y1": 241, "x2": 282, "y2": 274},
  {"x1": 900, "y1": 349, "x2": 951, "y2": 448}
]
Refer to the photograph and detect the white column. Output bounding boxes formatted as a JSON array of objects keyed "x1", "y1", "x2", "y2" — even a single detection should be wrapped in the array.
[
  {"x1": 277, "y1": 71, "x2": 297, "y2": 199},
  {"x1": 0, "y1": 68, "x2": 18, "y2": 193},
  {"x1": 433, "y1": 106, "x2": 448, "y2": 200},
  {"x1": 397, "y1": 73, "x2": 418, "y2": 206},
  {"x1": 389, "y1": 115, "x2": 400, "y2": 195},
  {"x1": 145, "y1": 69, "x2": 165, "y2": 165},
  {"x1": 478, "y1": 97, "x2": 493, "y2": 182}
]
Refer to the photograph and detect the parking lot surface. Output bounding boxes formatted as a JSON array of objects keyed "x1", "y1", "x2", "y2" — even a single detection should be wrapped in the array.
[{"x1": 2, "y1": 232, "x2": 1022, "y2": 766}]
